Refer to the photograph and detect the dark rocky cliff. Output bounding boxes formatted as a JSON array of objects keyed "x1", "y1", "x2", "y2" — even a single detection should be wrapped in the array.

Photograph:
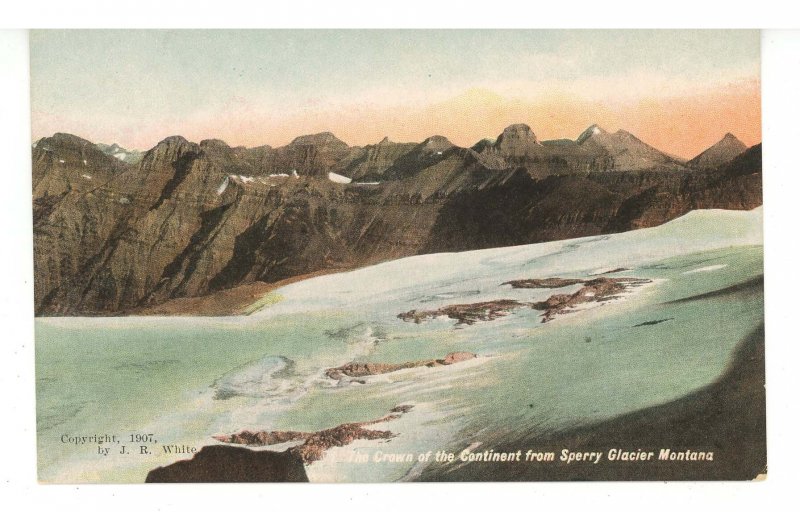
[{"x1": 32, "y1": 126, "x2": 763, "y2": 315}]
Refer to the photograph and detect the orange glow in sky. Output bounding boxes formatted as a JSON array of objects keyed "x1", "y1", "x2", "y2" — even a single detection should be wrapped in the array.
[{"x1": 30, "y1": 30, "x2": 761, "y2": 159}]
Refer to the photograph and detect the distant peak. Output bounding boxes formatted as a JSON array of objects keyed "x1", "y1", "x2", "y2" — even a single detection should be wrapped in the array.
[
  {"x1": 711, "y1": 132, "x2": 747, "y2": 151},
  {"x1": 710, "y1": 133, "x2": 746, "y2": 152},
  {"x1": 378, "y1": 136, "x2": 391, "y2": 144},
  {"x1": 422, "y1": 135, "x2": 451, "y2": 144},
  {"x1": 419, "y1": 135, "x2": 454, "y2": 152},
  {"x1": 290, "y1": 132, "x2": 348, "y2": 148},
  {"x1": 496, "y1": 123, "x2": 538, "y2": 146},
  {"x1": 101, "y1": 143, "x2": 122, "y2": 151},
  {"x1": 687, "y1": 132, "x2": 748, "y2": 168},
  {"x1": 576, "y1": 124, "x2": 607, "y2": 144},
  {"x1": 493, "y1": 124, "x2": 540, "y2": 154},
  {"x1": 721, "y1": 132, "x2": 744, "y2": 144},
  {"x1": 502, "y1": 123, "x2": 536, "y2": 137}
]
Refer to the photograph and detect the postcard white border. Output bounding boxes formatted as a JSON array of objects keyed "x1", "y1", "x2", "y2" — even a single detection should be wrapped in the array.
[{"x1": 2, "y1": 4, "x2": 799, "y2": 510}]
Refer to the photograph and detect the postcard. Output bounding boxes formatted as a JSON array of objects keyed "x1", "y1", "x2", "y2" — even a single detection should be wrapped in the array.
[{"x1": 31, "y1": 29, "x2": 764, "y2": 483}]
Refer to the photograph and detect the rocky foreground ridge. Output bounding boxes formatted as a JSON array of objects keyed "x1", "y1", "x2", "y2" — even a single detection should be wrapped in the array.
[{"x1": 32, "y1": 125, "x2": 761, "y2": 315}]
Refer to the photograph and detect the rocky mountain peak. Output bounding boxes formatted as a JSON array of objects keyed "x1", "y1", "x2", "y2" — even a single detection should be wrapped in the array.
[
  {"x1": 32, "y1": 133, "x2": 131, "y2": 198},
  {"x1": 498, "y1": 124, "x2": 538, "y2": 145},
  {"x1": 157, "y1": 135, "x2": 192, "y2": 148},
  {"x1": 49, "y1": 132, "x2": 94, "y2": 148},
  {"x1": 143, "y1": 136, "x2": 198, "y2": 165},
  {"x1": 200, "y1": 139, "x2": 231, "y2": 150},
  {"x1": 155, "y1": 135, "x2": 195, "y2": 153},
  {"x1": 289, "y1": 132, "x2": 348, "y2": 149},
  {"x1": 35, "y1": 133, "x2": 126, "y2": 169},
  {"x1": 715, "y1": 133, "x2": 747, "y2": 151},
  {"x1": 493, "y1": 124, "x2": 541, "y2": 156},
  {"x1": 576, "y1": 124, "x2": 607, "y2": 144},
  {"x1": 420, "y1": 135, "x2": 453, "y2": 152},
  {"x1": 688, "y1": 132, "x2": 748, "y2": 170}
]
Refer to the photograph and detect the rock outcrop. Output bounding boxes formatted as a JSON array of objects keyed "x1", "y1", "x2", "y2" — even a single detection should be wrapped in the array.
[
  {"x1": 149, "y1": 406, "x2": 419, "y2": 482},
  {"x1": 530, "y1": 277, "x2": 651, "y2": 322},
  {"x1": 325, "y1": 352, "x2": 478, "y2": 379},
  {"x1": 502, "y1": 278, "x2": 584, "y2": 289},
  {"x1": 213, "y1": 405, "x2": 415, "y2": 463},
  {"x1": 145, "y1": 445, "x2": 308, "y2": 483},
  {"x1": 399, "y1": 277, "x2": 651, "y2": 325},
  {"x1": 399, "y1": 300, "x2": 530, "y2": 326}
]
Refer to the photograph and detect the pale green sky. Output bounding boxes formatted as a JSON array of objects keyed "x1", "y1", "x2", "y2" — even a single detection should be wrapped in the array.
[{"x1": 30, "y1": 30, "x2": 761, "y2": 154}]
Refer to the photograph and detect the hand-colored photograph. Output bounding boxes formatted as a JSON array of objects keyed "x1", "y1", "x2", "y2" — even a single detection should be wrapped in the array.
[{"x1": 31, "y1": 29, "x2": 764, "y2": 483}]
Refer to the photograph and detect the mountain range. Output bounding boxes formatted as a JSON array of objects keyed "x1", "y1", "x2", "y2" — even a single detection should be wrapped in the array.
[{"x1": 32, "y1": 124, "x2": 761, "y2": 315}]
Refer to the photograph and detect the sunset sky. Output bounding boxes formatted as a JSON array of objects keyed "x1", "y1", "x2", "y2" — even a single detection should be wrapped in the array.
[{"x1": 30, "y1": 30, "x2": 761, "y2": 159}]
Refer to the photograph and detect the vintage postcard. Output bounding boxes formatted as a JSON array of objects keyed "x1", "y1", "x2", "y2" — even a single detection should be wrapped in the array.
[{"x1": 31, "y1": 29, "x2": 764, "y2": 483}]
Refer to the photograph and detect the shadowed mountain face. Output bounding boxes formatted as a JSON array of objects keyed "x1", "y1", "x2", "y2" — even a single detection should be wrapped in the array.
[{"x1": 32, "y1": 125, "x2": 763, "y2": 315}]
